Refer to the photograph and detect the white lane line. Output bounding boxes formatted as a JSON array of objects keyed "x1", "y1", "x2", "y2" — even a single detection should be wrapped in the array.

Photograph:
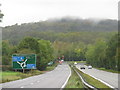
[
  {"x1": 37, "y1": 81, "x2": 40, "y2": 83},
  {"x1": 20, "y1": 86, "x2": 24, "y2": 88},
  {"x1": 83, "y1": 72, "x2": 115, "y2": 89},
  {"x1": 76, "y1": 66, "x2": 115, "y2": 89},
  {"x1": 61, "y1": 65, "x2": 71, "y2": 88}
]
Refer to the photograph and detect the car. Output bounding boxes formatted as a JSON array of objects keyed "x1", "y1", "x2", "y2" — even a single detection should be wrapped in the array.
[
  {"x1": 88, "y1": 65, "x2": 92, "y2": 69},
  {"x1": 59, "y1": 60, "x2": 63, "y2": 64},
  {"x1": 74, "y1": 62, "x2": 77, "y2": 65},
  {"x1": 80, "y1": 65, "x2": 85, "y2": 69},
  {"x1": 61, "y1": 60, "x2": 64, "y2": 63},
  {"x1": 48, "y1": 61, "x2": 53, "y2": 66}
]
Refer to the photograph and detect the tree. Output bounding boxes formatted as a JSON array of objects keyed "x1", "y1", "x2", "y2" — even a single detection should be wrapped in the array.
[
  {"x1": 18, "y1": 37, "x2": 40, "y2": 53},
  {"x1": 85, "y1": 40, "x2": 107, "y2": 67},
  {"x1": 2, "y1": 40, "x2": 11, "y2": 65},
  {"x1": 117, "y1": 33, "x2": 120, "y2": 71},
  {"x1": 0, "y1": 4, "x2": 4, "y2": 22},
  {"x1": 2, "y1": 40, "x2": 10, "y2": 56},
  {"x1": 105, "y1": 34, "x2": 118, "y2": 70},
  {"x1": 18, "y1": 37, "x2": 54, "y2": 70},
  {"x1": 37, "y1": 40, "x2": 54, "y2": 70}
]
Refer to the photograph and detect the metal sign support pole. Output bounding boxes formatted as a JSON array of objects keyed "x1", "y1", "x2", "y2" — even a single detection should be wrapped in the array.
[
  {"x1": 15, "y1": 69, "x2": 17, "y2": 72},
  {"x1": 31, "y1": 69, "x2": 33, "y2": 74},
  {"x1": 23, "y1": 69, "x2": 25, "y2": 73}
]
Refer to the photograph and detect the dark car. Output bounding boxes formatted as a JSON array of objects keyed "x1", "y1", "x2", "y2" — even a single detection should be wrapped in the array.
[{"x1": 80, "y1": 65, "x2": 85, "y2": 69}]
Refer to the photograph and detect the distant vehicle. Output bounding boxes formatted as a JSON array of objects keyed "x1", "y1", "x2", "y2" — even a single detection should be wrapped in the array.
[
  {"x1": 59, "y1": 60, "x2": 63, "y2": 64},
  {"x1": 80, "y1": 65, "x2": 85, "y2": 69},
  {"x1": 88, "y1": 65, "x2": 92, "y2": 69},
  {"x1": 48, "y1": 61, "x2": 53, "y2": 66},
  {"x1": 61, "y1": 60, "x2": 64, "y2": 62},
  {"x1": 74, "y1": 62, "x2": 77, "y2": 65}
]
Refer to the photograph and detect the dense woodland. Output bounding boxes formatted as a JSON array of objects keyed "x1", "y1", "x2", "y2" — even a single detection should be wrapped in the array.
[
  {"x1": 3, "y1": 18, "x2": 117, "y2": 44},
  {"x1": 2, "y1": 18, "x2": 119, "y2": 71}
]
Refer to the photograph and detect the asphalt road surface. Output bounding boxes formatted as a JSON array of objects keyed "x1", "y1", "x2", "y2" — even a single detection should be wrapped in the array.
[
  {"x1": 76, "y1": 63, "x2": 119, "y2": 89},
  {"x1": 1, "y1": 63, "x2": 71, "y2": 88}
]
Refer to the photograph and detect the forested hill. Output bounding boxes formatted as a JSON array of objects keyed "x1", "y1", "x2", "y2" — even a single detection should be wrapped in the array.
[
  {"x1": 3, "y1": 18, "x2": 117, "y2": 32},
  {"x1": 2, "y1": 18, "x2": 117, "y2": 45}
]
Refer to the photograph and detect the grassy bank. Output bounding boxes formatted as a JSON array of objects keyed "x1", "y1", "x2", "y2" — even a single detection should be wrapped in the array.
[
  {"x1": 45, "y1": 63, "x2": 58, "y2": 71},
  {"x1": 67, "y1": 61, "x2": 86, "y2": 65},
  {"x1": 75, "y1": 67, "x2": 111, "y2": 89},
  {"x1": 1, "y1": 63, "x2": 58, "y2": 83},
  {"x1": 85, "y1": 63, "x2": 120, "y2": 74},
  {"x1": 1, "y1": 70, "x2": 43, "y2": 83},
  {"x1": 95, "y1": 67, "x2": 120, "y2": 74},
  {"x1": 65, "y1": 66, "x2": 84, "y2": 89}
]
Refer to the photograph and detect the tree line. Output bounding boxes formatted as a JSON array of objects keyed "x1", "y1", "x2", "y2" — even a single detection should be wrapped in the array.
[
  {"x1": 2, "y1": 33, "x2": 119, "y2": 71},
  {"x1": 3, "y1": 18, "x2": 117, "y2": 45},
  {"x1": 2, "y1": 37, "x2": 54, "y2": 71},
  {"x1": 85, "y1": 34, "x2": 119, "y2": 71},
  {"x1": 53, "y1": 33, "x2": 119, "y2": 71},
  {"x1": 2, "y1": 18, "x2": 119, "y2": 71}
]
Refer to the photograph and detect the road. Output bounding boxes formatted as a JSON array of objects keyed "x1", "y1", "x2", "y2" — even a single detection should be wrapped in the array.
[
  {"x1": 1, "y1": 63, "x2": 71, "y2": 89},
  {"x1": 76, "y1": 63, "x2": 119, "y2": 89}
]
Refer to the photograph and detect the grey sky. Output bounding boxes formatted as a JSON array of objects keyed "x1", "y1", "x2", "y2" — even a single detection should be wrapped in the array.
[{"x1": 1, "y1": 0, "x2": 119, "y2": 26}]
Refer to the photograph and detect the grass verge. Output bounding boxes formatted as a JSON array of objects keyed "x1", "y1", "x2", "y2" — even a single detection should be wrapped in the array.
[
  {"x1": 85, "y1": 64, "x2": 120, "y2": 74},
  {"x1": 1, "y1": 63, "x2": 58, "y2": 83},
  {"x1": 95, "y1": 67, "x2": 120, "y2": 74},
  {"x1": 45, "y1": 63, "x2": 58, "y2": 71},
  {"x1": 64, "y1": 66, "x2": 84, "y2": 89},
  {"x1": 67, "y1": 61, "x2": 86, "y2": 65},
  {"x1": 75, "y1": 67, "x2": 111, "y2": 89},
  {"x1": 1, "y1": 70, "x2": 43, "y2": 83}
]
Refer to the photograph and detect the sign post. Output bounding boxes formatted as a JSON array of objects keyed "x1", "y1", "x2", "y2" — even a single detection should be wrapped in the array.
[{"x1": 12, "y1": 54, "x2": 36, "y2": 72}]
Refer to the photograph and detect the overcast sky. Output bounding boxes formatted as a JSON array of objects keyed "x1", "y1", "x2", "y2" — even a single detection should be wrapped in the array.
[{"x1": 0, "y1": 0, "x2": 119, "y2": 26}]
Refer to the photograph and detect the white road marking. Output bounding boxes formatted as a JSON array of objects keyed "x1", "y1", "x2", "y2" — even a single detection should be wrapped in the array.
[
  {"x1": 20, "y1": 86, "x2": 24, "y2": 88},
  {"x1": 76, "y1": 66, "x2": 115, "y2": 89},
  {"x1": 37, "y1": 81, "x2": 40, "y2": 83},
  {"x1": 83, "y1": 71, "x2": 115, "y2": 88},
  {"x1": 61, "y1": 65, "x2": 71, "y2": 89}
]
